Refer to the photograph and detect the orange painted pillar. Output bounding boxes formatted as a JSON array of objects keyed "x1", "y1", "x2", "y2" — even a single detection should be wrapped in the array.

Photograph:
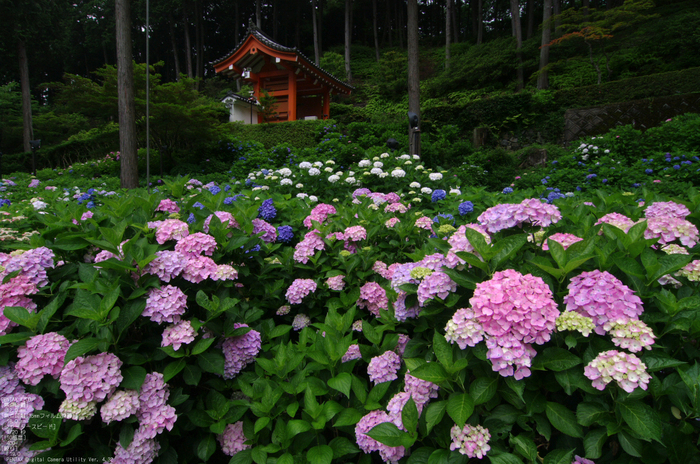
[
  {"x1": 323, "y1": 89, "x2": 330, "y2": 120},
  {"x1": 288, "y1": 70, "x2": 297, "y2": 122}
]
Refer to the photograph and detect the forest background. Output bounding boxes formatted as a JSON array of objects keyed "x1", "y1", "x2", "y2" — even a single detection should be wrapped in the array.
[{"x1": 0, "y1": 0, "x2": 699, "y2": 183}]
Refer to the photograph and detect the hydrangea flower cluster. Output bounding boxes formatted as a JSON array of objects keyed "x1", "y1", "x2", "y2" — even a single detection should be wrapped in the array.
[
  {"x1": 563, "y1": 270, "x2": 643, "y2": 334},
  {"x1": 477, "y1": 199, "x2": 561, "y2": 233},
  {"x1": 542, "y1": 233, "x2": 583, "y2": 251},
  {"x1": 174, "y1": 232, "x2": 217, "y2": 256},
  {"x1": 584, "y1": 350, "x2": 651, "y2": 393},
  {"x1": 59, "y1": 399, "x2": 97, "y2": 421},
  {"x1": 203, "y1": 211, "x2": 240, "y2": 232},
  {"x1": 303, "y1": 203, "x2": 336, "y2": 228},
  {"x1": 444, "y1": 224, "x2": 491, "y2": 268},
  {"x1": 143, "y1": 285, "x2": 187, "y2": 324},
  {"x1": 395, "y1": 334, "x2": 410, "y2": 357},
  {"x1": 154, "y1": 219, "x2": 189, "y2": 244},
  {"x1": 431, "y1": 189, "x2": 446, "y2": 202},
  {"x1": 218, "y1": 421, "x2": 250, "y2": 456},
  {"x1": 293, "y1": 230, "x2": 325, "y2": 264},
  {"x1": 59, "y1": 352, "x2": 123, "y2": 402},
  {"x1": 181, "y1": 255, "x2": 218, "y2": 283},
  {"x1": 573, "y1": 456, "x2": 595, "y2": 464},
  {"x1": 676, "y1": 259, "x2": 700, "y2": 281},
  {"x1": 449, "y1": 424, "x2": 491, "y2": 458},
  {"x1": 385, "y1": 202, "x2": 408, "y2": 213},
  {"x1": 344, "y1": 225, "x2": 367, "y2": 242},
  {"x1": 286, "y1": 278, "x2": 317, "y2": 304},
  {"x1": 355, "y1": 410, "x2": 405, "y2": 464},
  {"x1": 326, "y1": 275, "x2": 346, "y2": 291},
  {"x1": 156, "y1": 199, "x2": 180, "y2": 214},
  {"x1": 252, "y1": 218, "x2": 277, "y2": 243},
  {"x1": 15, "y1": 332, "x2": 72, "y2": 385},
  {"x1": 555, "y1": 311, "x2": 595, "y2": 337},
  {"x1": 161, "y1": 320, "x2": 196, "y2": 351},
  {"x1": 367, "y1": 350, "x2": 401, "y2": 384},
  {"x1": 458, "y1": 201, "x2": 474, "y2": 215},
  {"x1": 644, "y1": 201, "x2": 690, "y2": 218},
  {"x1": 136, "y1": 372, "x2": 177, "y2": 439},
  {"x1": 277, "y1": 225, "x2": 294, "y2": 243},
  {"x1": 417, "y1": 271, "x2": 457, "y2": 306},
  {"x1": 1, "y1": 365, "x2": 44, "y2": 436},
  {"x1": 221, "y1": 324, "x2": 262, "y2": 379},
  {"x1": 357, "y1": 282, "x2": 389, "y2": 316},
  {"x1": 292, "y1": 313, "x2": 311, "y2": 331},
  {"x1": 342, "y1": 344, "x2": 362, "y2": 363},
  {"x1": 445, "y1": 308, "x2": 485, "y2": 349},
  {"x1": 258, "y1": 199, "x2": 277, "y2": 220},
  {"x1": 603, "y1": 318, "x2": 655, "y2": 352},
  {"x1": 101, "y1": 390, "x2": 140, "y2": 423},
  {"x1": 644, "y1": 216, "x2": 698, "y2": 247},
  {"x1": 403, "y1": 371, "x2": 440, "y2": 405},
  {"x1": 415, "y1": 216, "x2": 433, "y2": 231},
  {"x1": 594, "y1": 212, "x2": 635, "y2": 233}
]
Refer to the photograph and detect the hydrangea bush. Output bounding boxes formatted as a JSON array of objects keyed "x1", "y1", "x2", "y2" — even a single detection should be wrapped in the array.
[{"x1": 0, "y1": 154, "x2": 699, "y2": 464}]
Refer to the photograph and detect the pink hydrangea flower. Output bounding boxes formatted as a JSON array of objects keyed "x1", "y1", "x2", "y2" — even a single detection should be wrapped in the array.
[
  {"x1": 218, "y1": 421, "x2": 250, "y2": 456},
  {"x1": 161, "y1": 320, "x2": 196, "y2": 351},
  {"x1": 644, "y1": 201, "x2": 690, "y2": 218},
  {"x1": 385, "y1": 202, "x2": 408, "y2": 213},
  {"x1": 221, "y1": 323, "x2": 262, "y2": 379},
  {"x1": 386, "y1": 391, "x2": 424, "y2": 430},
  {"x1": 404, "y1": 371, "x2": 439, "y2": 406},
  {"x1": 417, "y1": 271, "x2": 457, "y2": 307},
  {"x1": 252, "y1": 218, "x2": 277, "y2": 243},
  {"x1": 1, "y1": 389, "x2": 44, "y2": 430},
  {"x1": 385, "y1": 217, "x2": 400, "y2": 228},
  {"x1": 644, "y1": 216, "x2": 698, "y2": 247},
  {"x1": 2, "y1": 246, "x2": 54, "y2": 288},
  {"x1": 15, "y1": 332, "x2": 73, "y2": 385},
  {"x1": 342, "y1": 344, "x2": 362, "y2": 363},
  {"x1": 203, "y1": 211, "x2": 240, "y2": 232},
  {"x1": 677, "y1": 259, "x2": 700, "y2": 281},
  {"x1": 445, "y1": 308, "x2": 485, "y2": 349},
  {"x1": 101, "y1": 390, "x2": 140, "y2": 423},
  {"x1": 292, "y1": 314, "x2": 311, "y2": 330},
  {"x1": 584, "y1": 350, "x2": 651, "y2": 393},
  {"x1": 144, "y1": 250, "x2": 188, "y2": 282},
  {"x1": 182, "y1": 255, "x2": 218, "y2": 283},
  {"x1": 0, "y1": 294, "x2": 37, "y2": 336},
  {"x1": 174, "y1": 232, "x2": 217, "y2": 256},
  {"x1": 415, "y1": 216, "x2": 433, "y2": 231},
  {"x1": 393, "y1": 291, "x2": 421, "y2": 322},
  {"x1": 344, "y1": 225, "x2": 367, "y2": 242},
  {"x1": 478, "y1": 199, "x2": 561, "y2": 233},
  {"x1": 155, "y1": 199, "x2": 180, "y2": 214},
  {"x1": 60, "y1": 352, "x2": 123, "y2": 402},
  {"x1": 542, "y1": 232, "x2": 583, "y2": 251},
  {"x1": 355, "y1": 410, "x2": 406, "y2": 464},
  {"x1": 212, "y1": 264, "x2": 238, "y2": 281},
  {"x1": 81, "y1": 211, "x2": 94, "y2": 221},
  {"x1": 109, "y1": 427, "x2": 160, "y2": 464},
  {"x1": 155, "y1": 219, "x2": 189, "y2": 244},
  {"x1": 326, "y1": 275, "x2": 346, "y2": 291},
  {"x1": 367, "y1": 350, "x2": 401, "y2": 384},
  {"x1": 395, "y1": 334, "x2": 410, "y2": 357},
  {"x1": 603, "y1": 318, "x2": 655, "y2": 352},
  {"x1": 486, "y1": 334, "x2": 537, "y2": 379},
  {"x1": 595, "y1": 212, "x2": 635, "y2": 233},
  {"x1": 137, "y1": 372, "x2": 177, "y2": 439},
  {"x1": 286, "y1": 279, "x2": 317, "y2": 304},
  {"x1": 563, "y1": 270, "x2": 643, "y2": 335},
  {"x1": 143, "y1": 285, "x2": 187, "y2": 324},
  {"x1": 445, "y1": 224, "x2": 491, "y2": 268},
  {"x1": 293, "y1": 230, "x2": 325, "y2": 264},
  {"x1": 450, "y1": 424, "x2": 491, "y2": 458},
  {"x1": 357, "y1": 282, "x2": 388, "y2": 317},
  {"x1": 573, "y1": 456, "x2": 595, "y2": 464},
  {"x1": 303, "y1": 204, "x2": 336, "y2": 228}
]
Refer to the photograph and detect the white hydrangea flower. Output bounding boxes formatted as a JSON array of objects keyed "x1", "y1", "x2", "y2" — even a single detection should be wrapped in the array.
[
  {"x1": 277, "y1": 168, "x2": 292, "y2": 177},
  {"x1": 309, "y1": 168, "x2": 321, "y2": 176},
  {"x1": 296, "y1": 193, "x2": 308, "y2": 199},
  {"x1": 348, "y1": 171, "x2": 355, "y2": 176},
  {"x1": 328, "y1": 175, "x2": 340, "y2": 183},
  {"x1": 370, "y1": 168, "x2": 383, "y2": 175},
  {"x1": 416, "y1": 165, "x2": 424, "y2": 170},
  {"x1": 449, "y1": 188, "x2": 461, "y2": 195},
  {"x1": 325, "y1": 160, "x2": 335, "y2": 165},
  {"x1": 358, "y1": 160, "x2": 371, "y2": 167},
  {"x1": 299, "y1": 161, "x2": 312, "y2": 169},
  {"x1": 296, "y1": 183, "x2": 304, "y2": 188},
  {"x1": 404, "y1": 160, "x2": 412, "y2": 165},
  {"x1": 380, "y1": 153, "x2": 390, "y2": 158},
  {"x1": 398, "y1": 154, "x2": 410, "y2": 160},
  {"x1": 280, "y1": 178, "x2": 293, "y2": 186},
  {"x1": 429, "y1": 172, "x2": 443, "y2": 181},
  {"x1": 391, "y1": 169, "x2": 406, "y2": 178},
  {"x1": 421, "y1": 187, "x2": 433, "y2": 194},
  {"x1": 409, "y1": 182, "x2": 421, "y2": 188},
  {"x1": 313, "y1": 161, "x2": 323, "y2": 167},
  {"x1": 345, "y1": 177, "x2": 357, "y2": 184},
  {"x1": 309, "y1": 195, "x2": 318, "y2": 202},
  {"x1": 324, "y1": 167, "x2": 334, "y2": 172},
  {"x1": 373, "y1": 161, "x2": 384, "y2": 168}
]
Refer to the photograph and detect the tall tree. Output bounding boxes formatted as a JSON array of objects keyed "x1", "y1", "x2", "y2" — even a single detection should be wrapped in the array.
[
  {"x1": 372, "y1": 0, "x2": 380, "y2": 62},
  {"x1": 445, "y1": 0, "x2": 453, "y2": 69},
  {"x1": 115, "y1": 0, "x2": 138, "y2": 188},
  {"x1": 475, "y1": 0, "x2": 484, "y2": 44},
  {"x1": 17, "y1": 39, "x2": 33, "y2": 153},
  {"x1": 510, "y1": 0, "x2": 524, "y2": 91},
  {"x1": 312, "y1": 0, "x2": 320, "y2": 65},
  {"x1": 183, "y1": 2, "x2": 193, "y2": 78},
  {"x1": 344, "y1": 0, "x2": 353, "y2": 82},
  {"x1": 168, "y1": 12, "x2": 181, "y2": 80},
  {"x1": 407, "y1": 0, "x2": 419, "y2": 121},
  {"x1": 537, "y1": 0, "x2": 552, "y2": 89}
]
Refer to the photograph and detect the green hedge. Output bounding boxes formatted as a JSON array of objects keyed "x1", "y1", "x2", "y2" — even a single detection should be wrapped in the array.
[{"x1": 226, "y1": 119, "x2": 333, "y2": 149}]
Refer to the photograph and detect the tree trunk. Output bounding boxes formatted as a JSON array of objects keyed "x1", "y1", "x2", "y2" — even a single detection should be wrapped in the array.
[
  {"x1": 183, "y1": 3, "x2": 193, "y2": 78},
  {"x1": 373, "y1": 0, "x2": 380, "y2": 62},
  {"x1": 256, "y1": 0, "x2": 261, "y2": 28},
  {"x1": 384, "y1": 0, "x2": 392, "y2": 46},
  {"x1": 445, "y1": 0, "x2": 452, "y2": 69},
  {"x1": 537, "y1": 0, "x2": 551, "y2": 90},
  {"x1": 115, "y1": 0, "x2": 138, "y2": 189},
  {"x1": 453, "y1": 0, "x2": 460, "y2": 43},
  {"x1": 344, "y1": 0, "x2": 353, "y2": 83},
  {"x1": 553, "y1": 0, "x2": 561, "y2": 36},
  {"x1": 312, "y1": 0, "x2": 320, "y2": 65},
  {"x1": 510, "y1": 0, "x2": 524, "y2": 91},
  {"x1": 18, "y1": 39, "x2": 33, "y2": 154},
  {"x1": 526, "y1": 0, "x2": 534, "y2": 39},
  {"x1": 407, "y1": 0, "x2": 419, "y2": 120},
  {"x1": 195, "y1": 0, "x2": 203, "y2": 85},
  {"x1": 318, "y1": 0, "x2": 323, "y2": 55},
  {"x1": 398, "y1": 0, "x2": 404, "y2": 49},
  {"x1": 477, "y1": 0, "x2": 484, "y2": 45},
  {"x1": 168, "y1": 13, "x2": 181, "y2": 81}
]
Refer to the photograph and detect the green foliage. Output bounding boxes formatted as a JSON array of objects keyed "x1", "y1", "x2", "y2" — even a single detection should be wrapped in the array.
[
  {"x1": 319, "y1": 52, "x2": 346, "y2": 83},
  {"x1": 375, "y1": 51, "x2": 408, "y2": 102},
  {"x1": 227, "y1": 119, "x2": 330, "y2": 150}
]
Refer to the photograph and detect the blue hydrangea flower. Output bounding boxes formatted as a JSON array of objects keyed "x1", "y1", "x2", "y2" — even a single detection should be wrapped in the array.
[
  {"x1": 0, "y1": 199, "x2": 11, "y2": 207},
  {"x1": 245, "y1": 244, "x2": 261, "y2": 254},
  {"x1": 224, "y1": 184, "x2": 231, "y2": 191},
  {"x1": 673, "y1": 165, "x2": 681, "y2": 170},
  {"x1": 187, "y1": 213, "x2": 196, "y2": 224},
  {"x1": 541, "y1": 179, "x2": 548, "y2": 185},
  {"x1": 602, "y1": 179, "x2": 608, "y2": 183},
  {"x1": 645, "y1": 169, "x2": 653, "y2": 174},
  {"x1": 586, "y1": 174, "x2": 597, "y2": 179},
  {"x1": 502, "y1": 187, "x2": 513, "y2": 194},
  {"x1": 209, "y1": 185, "x2": 221, "y2": 195},
  {"x1": 224, "y1": 197, "x2": 235, "y2": 205},
  {"x1": 458, "y1": 201, "x2": 474, "y2": 216},
  {"x1": 433, "y1": 213, "x2": 455, "y2": 225},
  {"x1": 546, "y1": 191, "x2": 566, "y2": 203},
  {"x1": 193, "y1": 202, "x2": 205, "y2": 210},
  {"x1": 278, "y1": 225, "x2": 294, "y2": 244},
  {"x1": 86, "y1": 201, "x2": 95, "y2": 209},
  {"x1": 431, "y1": 189, "x2": 446, "y2": 203},
  {"x1": 258, "y1": 199, "x2": 277, "y2": 220}
]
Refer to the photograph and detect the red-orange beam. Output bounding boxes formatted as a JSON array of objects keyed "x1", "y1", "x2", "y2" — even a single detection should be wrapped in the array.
[{"x1": 288, "y1": 70, "x2": 297, "y2": 122}]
